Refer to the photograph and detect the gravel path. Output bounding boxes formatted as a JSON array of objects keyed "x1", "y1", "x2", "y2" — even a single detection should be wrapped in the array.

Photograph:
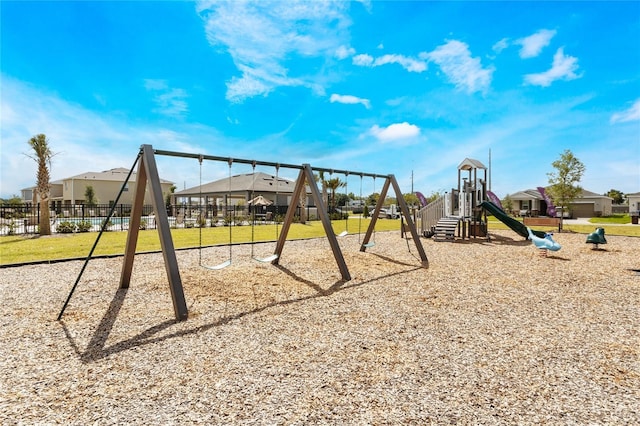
[{"x1": 1, "y1": 230, "x2": 638, "y2": 424}]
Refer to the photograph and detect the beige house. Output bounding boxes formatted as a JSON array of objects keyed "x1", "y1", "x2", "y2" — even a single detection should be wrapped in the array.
[
  {"x1": 507, "y1": 188, "x2": 613, "y2": 218},
  {"x1": 627, "y1": 192, "x2": 640, "y2": 216},
  {"x1": 22, "y1": 167, "x2": 174, "y2": 207}
]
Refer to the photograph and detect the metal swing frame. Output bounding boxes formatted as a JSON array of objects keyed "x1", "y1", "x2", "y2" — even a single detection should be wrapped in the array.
[{"x1": 58, "y1": 145, "x2": 427, "y2": 322}]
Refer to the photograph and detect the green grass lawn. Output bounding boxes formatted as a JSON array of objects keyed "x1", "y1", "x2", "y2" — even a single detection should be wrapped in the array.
[
  {"x1": 587, "y1": 214, "x2": 632, "y2": 224},
  {"x1": 0, "y1": 218, "x2": 399, "y2": 265},
  {"x1": 486, "y1": 216, "x2": 640, "y2": 237},
  {"x1": 2, "y1": 216, "x2": 638, "y2": 266}
]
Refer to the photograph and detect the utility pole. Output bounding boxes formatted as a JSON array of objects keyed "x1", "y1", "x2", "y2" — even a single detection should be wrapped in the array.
[
  {"x1": 411, "y1": 170, "x2": 414, "y2": 194},
  {"x1": 488, "y1": 149, "x2": 492, "y2": 192}
]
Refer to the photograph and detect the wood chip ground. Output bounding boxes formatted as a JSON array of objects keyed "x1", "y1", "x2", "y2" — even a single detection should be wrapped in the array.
[{"x1": 1, "y1": 230, "x2": 639, "y2": 424}]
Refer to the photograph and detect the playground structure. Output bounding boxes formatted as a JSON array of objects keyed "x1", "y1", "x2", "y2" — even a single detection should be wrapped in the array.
[
  {"x1": 418, "y1": 158, "x2": 489, "y2": 241},
  {"x1": 58, "y1": 145, "x2": 428, "y2": 321},
  {"x1": 417, "y1": 158, "x2": 552, "y2": 242}
]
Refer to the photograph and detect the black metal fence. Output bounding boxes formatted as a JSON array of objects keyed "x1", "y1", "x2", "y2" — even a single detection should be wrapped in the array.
[{"x1": 0, "y1": 202, "x2": 318, "y2": 235}]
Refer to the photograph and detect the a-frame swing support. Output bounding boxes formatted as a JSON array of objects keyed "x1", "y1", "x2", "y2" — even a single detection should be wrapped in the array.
[
  {"x1": 272, "y1": 164, "x2": 351, "y2": 281},
  {"x1": 360, "y1": 175, "x2": 429, "y2": 267}
]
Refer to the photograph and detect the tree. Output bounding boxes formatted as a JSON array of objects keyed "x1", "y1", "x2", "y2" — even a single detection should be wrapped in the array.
[
  {"x1": 298, "y1": 177, "x2": 308, "y2": 224},
  {"x1": 325, "y1": 177, "x2": 345, "y2": 211},
  {"x1": 3, "y1": 195, "x2": 24, "y2": 206},
  {"x1": 367, "y1": 192, "x2": 379, "y2": 206},
  {"x1": 546, "y1": 149, "x2": 586, "y2": 221},
  {"x1": 403, "y1": 193, "x2": 419, "y2": 207},
  {"x1": 165, "y1": 184, "x2": 176, "y2": 215},
  {"x1": 26, "y1": 134, "x2": 54, "y2": 235},
  {"x1": 84, "y1": 185, "x2": 97, "y2": 207},
  {"x1": 502, "y1": 194, "x2": 514, "y2": 215},
  {"x1": 605, "y1": 189, "x2": 625, "y2": 205},
  {"x1": 312, "y1": 171, "x2": 330, "y2": 211},
  {"x1": 335, "y1": 193, "x2": 350, "y2": 208}
]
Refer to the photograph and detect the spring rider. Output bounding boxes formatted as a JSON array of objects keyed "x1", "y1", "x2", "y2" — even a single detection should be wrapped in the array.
[
  {"x1": 527, "y1": 227, "x2": 561, "y2": 257},
  {"x1": 586, "y1": 227, "x2": 607, "y2": 249}
]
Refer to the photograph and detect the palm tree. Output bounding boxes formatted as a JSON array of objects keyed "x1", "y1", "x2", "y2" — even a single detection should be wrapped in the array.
[
  {"x1": 325, "y1": 177, "x2": 346, "y2": 211},
  {"x1": 318, "y1": 171, "x2": 328, "y2": 208},
  {"x1": 298, "y1": 177, "x2": 308, "y2": 224},
  {"x1": 27, "y1": 134, "x2": 54, "y2": 235}
]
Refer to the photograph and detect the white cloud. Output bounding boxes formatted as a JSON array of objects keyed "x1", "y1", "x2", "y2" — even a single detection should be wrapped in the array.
[
  {"x1": 352, "y1": 53, "x2": 374, "y2": 66},
  {"x1": 492, "y1": 38, "x2": 509, "y2": 54},
  {"x1": 330, "y1": 94, "x2": 371, "y2": 109},
  {"x1": 369, "y1": 122, "x2": 420, "y2": 143},
  {"x1": 375, "y1": 54, "x2": 427, "y2": 73},
  {"x1": 516, "y1": 29, "x2": 556, "y2": 58},
  {"x1": 335, "y1": 45, "x2": 355, "y2": 59},
  {"x1": 423, "y1": 40, "x2": 494, "y2": 94},
  {"x1": 352, "y1": 53, "x2": 427, "y2": 73},
  {"x1": 524, "y1": 47, "x2": 581, "y2": 87},
  {"x1": 144, "y1": 79, "x2": 169, "y2": 91},
  {"x1": 144, "y1": 79, "x2": 189, "y2": 118},
  {"x1": 196, "y1": 0, "x2": 352, "y2": 103},
  {"x1": 610, "y1": 99, "x2": 640, "y2": 124}
]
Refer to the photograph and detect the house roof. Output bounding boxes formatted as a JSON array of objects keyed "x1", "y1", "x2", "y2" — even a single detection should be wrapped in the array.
[
  {"x1": 509, "y1": 189, "x2": 543, "y2": 200},
  {"x1": 509, "y1": 187, "x2": 613, "y2": 201},
  {"x1": 60, "y1": 167, "x2": 173, "y2": 184},
  {"x1": 174, "y1": 172, "x2": 300, "y2": 197}
]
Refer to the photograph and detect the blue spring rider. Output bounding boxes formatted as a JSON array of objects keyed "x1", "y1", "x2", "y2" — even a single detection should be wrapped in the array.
[{"x1": 527, "y1": 227, "x2": 561, "y2": 257}]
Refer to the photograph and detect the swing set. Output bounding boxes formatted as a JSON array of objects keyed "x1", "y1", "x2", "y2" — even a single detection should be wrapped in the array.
[{"x1": 58, "y1": 145, "x2": 428, "y2": 322}]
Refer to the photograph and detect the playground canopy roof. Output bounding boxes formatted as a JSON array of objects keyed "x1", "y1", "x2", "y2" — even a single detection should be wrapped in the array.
[{"x1": 458, "y1": 158, "x2": 486, "y2": 171}]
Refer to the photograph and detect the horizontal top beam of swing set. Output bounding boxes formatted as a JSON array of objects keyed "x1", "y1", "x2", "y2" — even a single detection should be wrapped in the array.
[{"x1": 149, "y1": 146, "x2": 391, "y2": 180}]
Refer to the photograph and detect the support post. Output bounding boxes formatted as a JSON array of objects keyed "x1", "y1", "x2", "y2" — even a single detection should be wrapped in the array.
[
  {"x1": 389, "y1": 175, "x2": 428, "y2": 267},
  {"x1": 120, "y1": 144, "x2": 188, "y2": 321}
]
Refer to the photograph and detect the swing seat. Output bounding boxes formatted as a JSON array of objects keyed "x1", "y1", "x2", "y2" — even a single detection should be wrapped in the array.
[
  {"x1": 254, "y1": 254, "x2": 279, "y2": 263},
  {"x1": 337, "y1": 230, "x2": 348, "y2": 237},
  {"x1": 203, "y1": 259, "x2": 231, "y2": 270},
  {"x1": 362, "y1": 242, "x2": 375, "y2": 248}
]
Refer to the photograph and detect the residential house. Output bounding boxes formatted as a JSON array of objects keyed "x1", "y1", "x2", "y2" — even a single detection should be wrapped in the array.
[
  {"x1": 173, "y1": 171, "x2": 314, "y2": 215},
  {"x1": 21, "y1": 167, "x2": 175, "y2": 211},
  {"x1": 627, "y1": 192, "x2": 640, "y2": 216},
  {"x1": 507, "y1": 188, "x2": 613, "y2": 218}
]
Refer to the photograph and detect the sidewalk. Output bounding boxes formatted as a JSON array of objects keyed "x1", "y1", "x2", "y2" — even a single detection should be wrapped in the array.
[{"x1": 562, "y1": 218, "x2": 636, "y2": 226}]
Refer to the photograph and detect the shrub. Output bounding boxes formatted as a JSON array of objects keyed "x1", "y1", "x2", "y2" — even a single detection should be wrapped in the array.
[
  {"x1": 139, "y1": 220, "x2": 147, "y2": 230},
  {"x1": 101, "y1": 219, "x2": 113, "y2": 231},
  {"x1": 2, "y1": 221, "x2": 17, "y2": 235},
  {"x1": 57, "y1": 221, "x2": 77, "y2": 233},
  {"x1": 329, "y1": 212, "x2": 349, "y2": 221},
  {"x1": 76, "y1": 220, "x2": 92, "y2": 232}
]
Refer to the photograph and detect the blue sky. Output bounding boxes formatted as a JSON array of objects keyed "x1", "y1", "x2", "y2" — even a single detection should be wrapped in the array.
[{"x1": 1, "y1": 0, "x2": 639, "y2": 200}]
